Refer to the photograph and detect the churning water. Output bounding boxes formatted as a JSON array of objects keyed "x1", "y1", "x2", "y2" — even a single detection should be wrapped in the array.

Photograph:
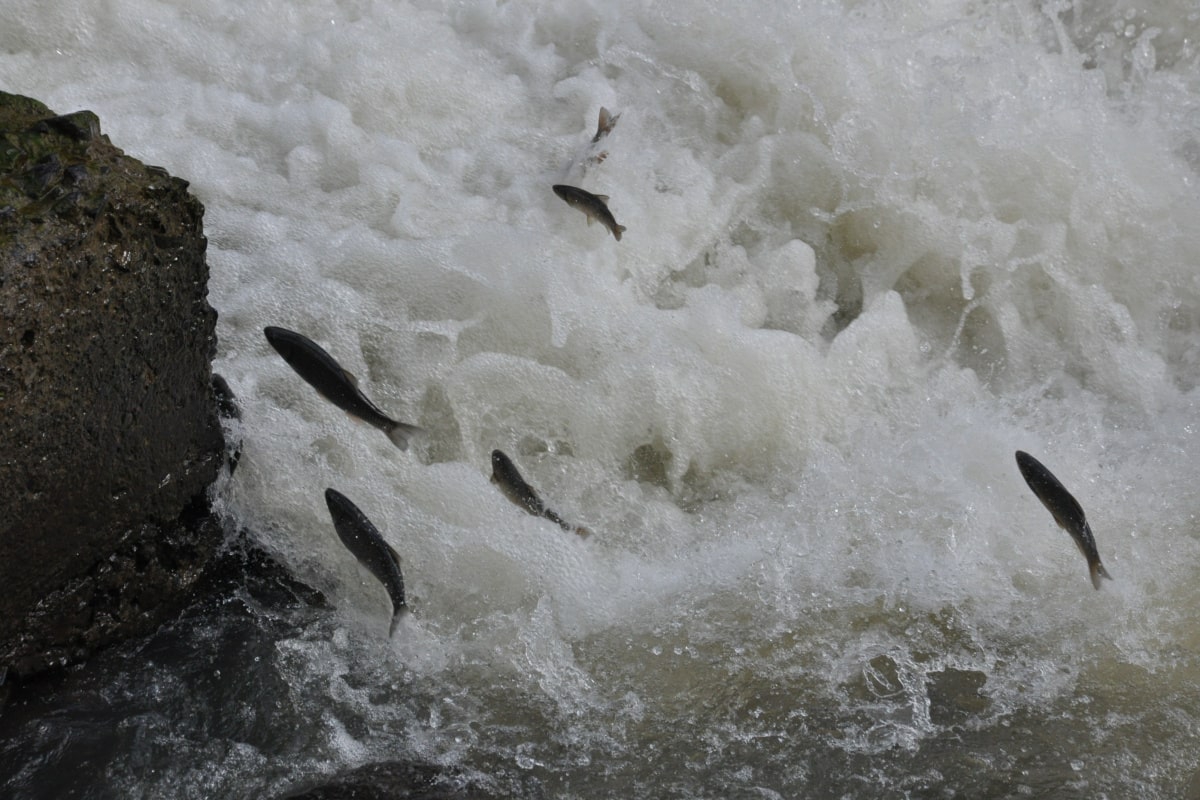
[{"x1": 4, "y1": 0, "x2": 1200, "y2": 796}]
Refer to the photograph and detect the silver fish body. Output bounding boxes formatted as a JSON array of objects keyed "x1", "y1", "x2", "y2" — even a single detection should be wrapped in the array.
[
  {"x1": 1015, "y1": 450, "x2": 1112, "y2": 590},
  {"x1": 490, "y1": 449, "x2": 590, "y2": 538},
  {"x1": 552, "y1": 184, "x2": 626, "y2": 241},
  {"x1": 324, "y1": 488, "x2": 409, "y2": 636},
  {"x1": 264, "y1": 326, "x2": 421, "y2": 449}
]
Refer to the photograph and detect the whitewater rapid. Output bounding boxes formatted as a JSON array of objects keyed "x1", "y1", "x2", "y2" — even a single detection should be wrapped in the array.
[{"x1": 4, "y1": 0, "x2": 1200, "y2": 796}]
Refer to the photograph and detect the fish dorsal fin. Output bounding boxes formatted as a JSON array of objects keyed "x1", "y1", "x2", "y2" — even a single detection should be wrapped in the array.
[
  {"x1": 595, "y1": 194, "x2": 609, "y2": 203},
  {"x1": 341, "y1": 368, "x2": 359, "y2": 388}
]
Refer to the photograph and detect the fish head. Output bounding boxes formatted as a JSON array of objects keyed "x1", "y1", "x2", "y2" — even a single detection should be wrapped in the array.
[{"x1": 263, "y1": 325, "x2": 306, "y2": 362}]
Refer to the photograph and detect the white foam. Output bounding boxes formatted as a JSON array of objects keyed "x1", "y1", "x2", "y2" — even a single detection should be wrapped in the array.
[{"x1": 7, "y1": 0, "x2": 1200, "y2": 793}]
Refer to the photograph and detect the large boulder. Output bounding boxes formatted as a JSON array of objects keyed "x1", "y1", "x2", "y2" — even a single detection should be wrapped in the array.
[{"x1": 0, "y1": 91, "x2": 226, "y2": 676}]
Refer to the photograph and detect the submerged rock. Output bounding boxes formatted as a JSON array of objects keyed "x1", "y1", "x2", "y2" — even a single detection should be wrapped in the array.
[
  {"x1": 0, "y1": 91, "x2": 225, "y2": 676},
  {"x1": 276, "y1": 761, "x2": 476, "y2": 800},
  {"x1": 0, "y1": 534, "x2": 329, "y2": 793}
]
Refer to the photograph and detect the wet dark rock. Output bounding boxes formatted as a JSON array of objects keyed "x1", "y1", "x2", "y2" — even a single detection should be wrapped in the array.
[
  {"x1": 191, "y1": 533, "x2": 327, "y2": 614},
  {"x1": 0, "y1": 535, "x2": 328, "y2": 793},
  {"x1": 0, "y1": 91, "x2": 225, "y2": 677},
  {"x1": 276, "y1": 761, "x2": 473, "y2": 800}
]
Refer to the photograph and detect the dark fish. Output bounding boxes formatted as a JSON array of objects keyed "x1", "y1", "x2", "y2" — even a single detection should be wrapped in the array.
[
  {"x1": 1015, "y1": 450, "x2": 1112, "y2": 590},
  {"x1": 211, "y1": 373, "x2": 242, "y2": 475},
  {"x1": 552, "y1": 184, "x2": 626, "y2": 241},
  {"x1": 264, "y1": 326, "x2": 421, "y2": 449},
  {"x1": 324, "y1": 488, "x2": 409, "y2": 636},
  {"x1": 211, "y1": 373, "x2": 241, "y2": 421},
  {"x1": 490, "y1": 449, "x2": 591, "y2": 538},
  {"x1": 591, "y1": 107, "x2": 620, "y2": 143}
]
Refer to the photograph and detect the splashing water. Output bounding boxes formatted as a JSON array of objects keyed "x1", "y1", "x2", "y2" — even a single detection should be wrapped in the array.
[{"x1": 4, "y1": 0, "x2": 1200, "y2": 796}]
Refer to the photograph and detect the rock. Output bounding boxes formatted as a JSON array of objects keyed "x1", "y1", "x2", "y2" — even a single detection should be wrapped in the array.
[
  {"x1": 275, "y1": 761, "x2": 475, "y2": 800},
  {"x1": 0, "y1": 91, "x2": 226, "y2": 676},
  {"x1": 0, "y1": 533, "x2": 330, "y2": 788}
]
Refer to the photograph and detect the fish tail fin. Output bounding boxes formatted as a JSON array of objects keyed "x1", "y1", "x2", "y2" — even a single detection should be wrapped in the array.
[
  {"x1": 593, "y1": 108, "x2": 610, "y2": 142},
  {"x1": 386, "y1": 422, "x2": 423, "y2": 450},
  {"x1": 1090, "y1": 561, "x2": 1113, "y2": 590},
  {"x1": 614, "y1": 225, "x2": 626, "y2": 241}
]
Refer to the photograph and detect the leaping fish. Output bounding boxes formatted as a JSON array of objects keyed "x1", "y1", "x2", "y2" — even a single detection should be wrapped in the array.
[
  {"x1": 211, "y1": 373, "x2": 242, "y2": 475},
  {"x1": 264, "y1": 326, "x2": 422, "y2": 450},
  {"x1": 324, "y1": 488, "x2": 409, "y2": 636},
  {"x1": 591, "y1": 107, "x2": 620, "y2": 143},
  {"x1": 490, "y1": 449, "x2": 591, "y2": 538},
  {"x1": 1015, "y1": 450, "x2": 1112, "y2": 590},
  {"x1": 552, "y1": 184, "x2": 626, "y2": 241}
]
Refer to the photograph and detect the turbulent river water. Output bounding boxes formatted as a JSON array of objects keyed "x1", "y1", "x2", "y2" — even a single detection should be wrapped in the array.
[{"x1": 4, "y1": 0, "x2": 1200, "y2": 797}]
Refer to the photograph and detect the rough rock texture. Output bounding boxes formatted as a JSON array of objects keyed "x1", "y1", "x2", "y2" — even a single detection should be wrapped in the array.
[
  {"x1": 0, "y1": 535, "x2": 330, "y2": 792},
  {"x1": 0, "y1": 91, "x2": 225, "y2": 676}
]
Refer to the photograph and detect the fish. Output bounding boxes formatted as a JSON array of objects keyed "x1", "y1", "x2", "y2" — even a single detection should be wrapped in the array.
[
  {"x1": 210, "y1": 373, "x2": 242, "y2": 475},
  {"x1": 263, "y1": 326, "x2": 421, "y2": 450},
  {"x1": 211, "y1": 373, "x2": 241, "y2": 422},
  {"x1": 591, "y1": 106, "x2": 620, "y2": 143},
  {"x1": 324, "y1": 488, "x2": 409, "y2": 636},
  {"x1": 490, "y1": 449, "x2": 591, "y2": 538},
  {"x1": 1015, "y1": 450, "x2": 1112, "y2": 590},
  {"x1": 552, "y1": 184, "x2": 626, "y2": 241}
]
